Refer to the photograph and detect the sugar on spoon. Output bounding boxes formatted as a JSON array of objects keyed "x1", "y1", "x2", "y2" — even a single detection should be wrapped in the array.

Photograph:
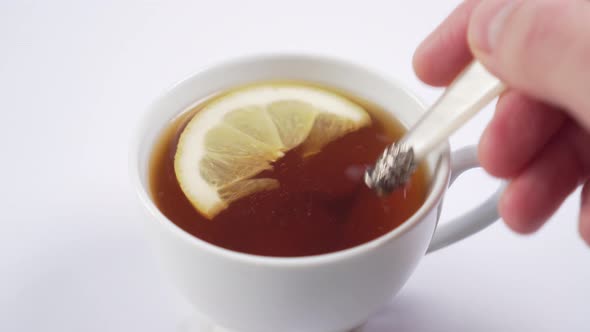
[{"x1": 365, "y1": 61, "x2": 506, "y2": 195}]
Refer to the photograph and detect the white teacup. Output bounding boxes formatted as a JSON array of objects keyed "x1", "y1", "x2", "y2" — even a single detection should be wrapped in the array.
[{"x1": 130, "y1": 54, "x2": 503, "y2": 332}]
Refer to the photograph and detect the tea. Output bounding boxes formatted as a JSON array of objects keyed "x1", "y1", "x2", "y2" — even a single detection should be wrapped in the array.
[{"x1": 149, "y1": 82, "x2": 429, "y2": 257}]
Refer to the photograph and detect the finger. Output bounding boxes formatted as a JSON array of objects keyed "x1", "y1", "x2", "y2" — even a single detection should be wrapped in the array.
[
  {"x1": 499, "y1": 122, "x2": 590, "y2": 234},
  {"x1": 579, "y1": 181, "x2": 590, "y2": 246},
  {"x1": 478, "y1": 90, "x2": 566, "y2": 178},
  {"x1": 467, "y1": 0, "x2": 590, "y2": 129},
  {"x1": 413, "y1": 0, "x2": 481, "y2": 86}
]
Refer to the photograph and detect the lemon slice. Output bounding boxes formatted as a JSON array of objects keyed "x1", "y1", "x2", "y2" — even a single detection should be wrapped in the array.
[{"x1": 174, "y1": 84, "x2": 371, "y2": 219}]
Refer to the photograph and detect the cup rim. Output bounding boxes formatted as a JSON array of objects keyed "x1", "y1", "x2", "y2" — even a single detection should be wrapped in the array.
[{"x1": 130, "y1": 52, "x2": 451, "y2": 267}]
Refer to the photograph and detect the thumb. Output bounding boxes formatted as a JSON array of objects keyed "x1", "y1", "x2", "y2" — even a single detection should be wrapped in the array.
[{"x1": 468, "y1": 0, "x2": 590, "y2": 129}]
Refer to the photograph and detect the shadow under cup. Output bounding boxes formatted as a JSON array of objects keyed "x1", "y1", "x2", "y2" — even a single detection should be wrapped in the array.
[{"x1": 131, "y1": 54, "x2": 454, "y2": 332}]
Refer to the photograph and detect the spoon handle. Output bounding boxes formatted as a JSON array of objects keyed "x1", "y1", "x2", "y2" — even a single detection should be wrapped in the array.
[
  {"x1": 364, "y1": 61, "x2": 506, "y2": 195},
  {"x1": 401, "y1": 61, "x2": 505, "y2": 161}
]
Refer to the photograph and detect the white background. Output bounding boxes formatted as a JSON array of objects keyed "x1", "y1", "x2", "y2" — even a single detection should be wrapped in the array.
[{"x1": 1, "y1": 1, "x2": 588, "y2": 331}]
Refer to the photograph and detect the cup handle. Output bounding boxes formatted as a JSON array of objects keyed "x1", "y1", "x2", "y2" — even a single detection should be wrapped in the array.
[{"x1": 426, "y1": 146, "x2": 506, "y2": 253}]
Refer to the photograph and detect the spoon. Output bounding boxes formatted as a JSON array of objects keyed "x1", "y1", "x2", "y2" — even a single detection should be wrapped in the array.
[{"x1": 365, "y1": 61, "x2": 506, "y2": 195}]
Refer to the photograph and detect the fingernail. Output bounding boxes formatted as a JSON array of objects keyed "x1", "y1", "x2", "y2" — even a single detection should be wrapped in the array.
[{"x1": 471, "y1": 0, "x2": 520, "y2": 52}]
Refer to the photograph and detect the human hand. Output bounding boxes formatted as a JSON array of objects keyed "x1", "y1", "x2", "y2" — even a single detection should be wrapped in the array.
[{"x1": 413, "y1": 0, "x2": 590, "y2": 245}]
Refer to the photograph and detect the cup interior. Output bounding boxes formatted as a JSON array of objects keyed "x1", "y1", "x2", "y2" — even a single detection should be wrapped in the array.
[{"x1": 130, "y1": 53, "x2": 451, "y2": 263}]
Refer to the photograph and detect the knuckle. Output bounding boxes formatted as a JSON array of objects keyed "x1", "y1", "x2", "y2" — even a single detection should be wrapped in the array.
[
  {"x1": 499, "y1": 0, "x2": 576, "y2": 80},
  {"x1": 520, "y1": 0, "x2": 574, "y2": 49}
]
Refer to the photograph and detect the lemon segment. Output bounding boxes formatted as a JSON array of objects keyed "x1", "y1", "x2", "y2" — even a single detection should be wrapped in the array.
[
  {"x1": 267, "y1": 100, "x2": 318, "y2": 149},
  {"x1": 301, "y1": 112, "x2": 362, "y2": 157},
  {"x1": 224, "y1": 105, "x2": 284, "y2": 150}
]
